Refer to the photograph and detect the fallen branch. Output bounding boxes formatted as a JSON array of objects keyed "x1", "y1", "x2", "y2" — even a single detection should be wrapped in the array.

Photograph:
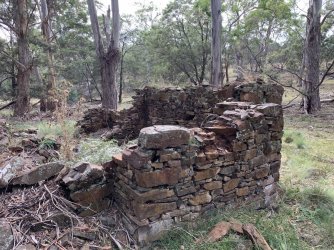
[
  {"x1": 321, "y1": 98, "x2": 334, "y2": 103},
  {"x1": 0, "y1": 100, "x2": 16, "y2": 111},
  {"x1": 243, "y1": 224, "x2": 272, "y2": 250}
]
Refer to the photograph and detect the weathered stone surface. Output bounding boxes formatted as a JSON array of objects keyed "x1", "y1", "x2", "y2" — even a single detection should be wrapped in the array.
[
  {"x1": 70, "y1": 183, "x2": 112, "y2": 204},
  {"x1": 175, "y1": 186, "x2": 197, "y2": 196},
  {"x1": 122, "y1": 148, "x2": 153, "y2": 169},
  {"x1": 133, "y1": 202, "x2": 177, "y2": 220},
  {"x1": 0, "y1": 157, "x2": 26, "y2": 188},
  {"x1": 255, "y1": 166, "x2": 270, "y2": 179},
  {"x1": 204, "y1": 126, "x2": 237, "y2": 136},
  {"x1": 120, "y1": 182, "x2": 175, "y2": 202},
  {"x1": 189, "y1": 192, "x2": 212, "y2": 205},
  {"x1": 137, "y1": 219, "x2": 174, "y2": 244},
  {"x1": 236, "y1": 187, "x2": 250, "y2": 196},
  {"x1": 203, "y1": 181, "x2": 222, "y2": 191},
  {"x1": 194, "y1": 167, "x2": 220, "y2": 181},
  {"x1": 12, "y1": 162, "x2": 64, "y2": 185},
  {"x1": 223, "y1": 178, "x2": 241, "y2": 192},
  {"x1": 138, "y1": 125, "x2": 190, "y2": 149},
  {"x1": 135, "y1": 167, "x2": 182, "y2": 188},
  {"x1": 62, "y1": 162, "x2": 104, "y2": 191},
  {"x1": 0, "y1": 220, "x2": 14, "y2": 250}
]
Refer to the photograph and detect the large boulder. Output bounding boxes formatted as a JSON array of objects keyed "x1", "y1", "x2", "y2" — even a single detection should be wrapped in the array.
[{"x1": 138, "y1": 125, "x2": 191, "y2": 149}]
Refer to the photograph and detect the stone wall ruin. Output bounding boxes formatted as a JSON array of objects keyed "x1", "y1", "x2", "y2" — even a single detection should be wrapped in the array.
[
  {"x1": 78, "y1": 81, "x2": 283, "y2": 142},
  {"x1": 85, "y1": 81, "x2": 285, "y2": 246}
]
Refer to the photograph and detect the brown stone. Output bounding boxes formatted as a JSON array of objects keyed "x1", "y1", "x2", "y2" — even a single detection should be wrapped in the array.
[
  {"x1": 151, "y1": 162, "x2": 164, "y2": 169},
  {"x1": 223, "y1": 178, "x2": 240, "y2": 192},
  {"x1": 132, "y1": 202, "x2": 177, "y2": 220},
  {"x1": 175, "y1": 186, "x2": 197, "y2": 196},
  {"x1": 135, "y1": 167, "x2": 181, "y2": 188},
  {"x1": 232, "y1": 141, "x2": 247, "y2": 152},
  {"x1": 204, "y1": 126, "x2": 236, "y2": 136},
  {"x1": 138, "y1": 125, "x2": 190, "y2": 149},
  {"x1": 205, "y1": 149, "x2": 219, "y2": 160},
  {"x1": 194, "y1": 167, "x2": 220, "y2": 181},
  {"x1": 244, "y1": 149, "x2": 257, "y2": 161},
  {"x1": 240, "y1": 92, "x2": 261, "y2": 103},
  {"x1": 236, "y1": 187, "x2": 250, "y2": 196},
  {"x1": 250, "y1": 155, "x2": 267, "y2": 168},
  {"x1": 167, "y1": 160, "x2": 181, "y2": 168},
  {"x1": 70, "y1": 183, "x2": 113, "y2": 205},
  {"x1": 189, "y1": 192, "x2": 212, "y2": 205},
  {"x1": 203, "y1": 181, "x2": 222, "y2": 191},
  {"x1": 160, "y1": 150, "x2": 181, "y2": 162},
  {"x1": 122, "y1": 148, "x2": 152, "y2": 169},
  {"x1": 255, "y1": 166, "x2": 270, "y2": 179},
  {"x1": 112, "y1": 153, "x2": 125, "y2": 167}
]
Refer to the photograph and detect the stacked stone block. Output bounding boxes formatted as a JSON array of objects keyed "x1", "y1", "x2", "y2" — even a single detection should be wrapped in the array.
[{"x1": 111, "y1": 99, "x2": 283, "y2": 245}]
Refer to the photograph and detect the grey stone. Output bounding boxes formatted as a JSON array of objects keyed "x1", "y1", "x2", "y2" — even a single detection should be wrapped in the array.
[
  {"x1": 0, "y1": 220, "x2": 14, "y2": 250},
  {"x1": 138, "y1": 125, "x2": 191, "y2": 149},
  {"x1": 11, "y1": 162, "x2": 64, "y2": 185}
]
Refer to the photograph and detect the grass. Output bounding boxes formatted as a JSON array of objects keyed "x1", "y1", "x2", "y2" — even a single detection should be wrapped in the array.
[{"x1": 75, "y1": 138, "x2": 123, "y2": 164}]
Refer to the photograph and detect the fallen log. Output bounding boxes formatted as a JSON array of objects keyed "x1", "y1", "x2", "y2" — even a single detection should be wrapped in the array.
[{"x1": 0, "y1": 100, "x2": 16, "y2": 111}]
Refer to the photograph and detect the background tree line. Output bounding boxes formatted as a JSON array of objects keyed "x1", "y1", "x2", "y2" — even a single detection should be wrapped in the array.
[{"x1": 0, "y1": 0, "x2": 333, "y2": 115}]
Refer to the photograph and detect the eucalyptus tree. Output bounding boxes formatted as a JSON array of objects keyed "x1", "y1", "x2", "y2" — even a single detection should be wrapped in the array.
[
  {"x1": 211, "y1": 0, "x2": 222, "y2": 87},
  {"x1": 152, "y1": 0, "x2": 211, "y2": 85},
  {"x1": 87, "y1": 0, "x2": 120, "y2": 110}
]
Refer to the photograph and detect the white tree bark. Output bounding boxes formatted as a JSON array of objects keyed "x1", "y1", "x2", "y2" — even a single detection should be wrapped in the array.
[{"x1": 210, "y1": 0, "x2": 222, "y2": 88}]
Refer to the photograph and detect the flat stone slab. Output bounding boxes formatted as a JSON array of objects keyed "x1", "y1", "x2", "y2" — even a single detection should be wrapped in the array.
[{"x1": 138, "y1": 125, "x2": 191, "y2": 149}]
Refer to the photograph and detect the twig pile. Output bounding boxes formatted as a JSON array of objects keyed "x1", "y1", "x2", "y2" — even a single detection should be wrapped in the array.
[{"x1": 0, "y1": 181, "x2": 135, "y2": 249}]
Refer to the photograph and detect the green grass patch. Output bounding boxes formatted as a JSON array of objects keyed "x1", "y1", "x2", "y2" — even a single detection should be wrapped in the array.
[{"x1": 75, "y1": 138, "x2": 124, "y2": 164}]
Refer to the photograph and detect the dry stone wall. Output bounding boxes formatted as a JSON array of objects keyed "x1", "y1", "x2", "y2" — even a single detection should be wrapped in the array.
[
  {"x1": 78, "y1": 81, "x2": 283, "y2": 142},
  {"x1": 109, "y1": 98, "x2": 283, "y2": 245}
]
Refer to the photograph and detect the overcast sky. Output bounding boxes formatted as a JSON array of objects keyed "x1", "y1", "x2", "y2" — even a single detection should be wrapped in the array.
[{"x1": 100, "y1": 0, "x2": 172, "y2": 15}]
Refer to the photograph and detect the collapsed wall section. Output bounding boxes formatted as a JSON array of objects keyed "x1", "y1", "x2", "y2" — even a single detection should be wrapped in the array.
[
  {"x1": 109, "y1": 100, "x2": 283, "y2": 245},
  {"x1": 78, "y1": 82, "x2": 283, "y2": 141}
]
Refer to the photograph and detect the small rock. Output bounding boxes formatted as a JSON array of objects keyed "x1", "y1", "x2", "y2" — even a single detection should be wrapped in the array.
[
  {"x1": 62, "y1": 162, "x2": 105, "y2": 191},
  {"x1": 0, "y1": 219, "x2": 14, "y2": 250}
]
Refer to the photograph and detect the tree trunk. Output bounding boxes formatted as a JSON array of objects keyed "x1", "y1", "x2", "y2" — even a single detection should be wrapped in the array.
[
  {"x1": 40, "y1": 0, "x2": 57, "y2": 111},
  {"x1": 119, "y1": 42, "x2": 125, "y2": 103},
  {"x1": 303, "y1": 0, "x2": 322, "y2": 114},
  {"x1": 14, "y1": 0, "x2": 31, "y2": 116},
  {"x1": 235, "y1": 47, "x2": 244, "y2": 81},
  {"x1": 87, "y1": 0, "x2": 120, "y2": 110},
  {"x1": 210, "y1": 0, "x2": 222, "y2": 88},
  {"x1": 10, "y1": 30, "x2": 17, "y2": 98}
]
